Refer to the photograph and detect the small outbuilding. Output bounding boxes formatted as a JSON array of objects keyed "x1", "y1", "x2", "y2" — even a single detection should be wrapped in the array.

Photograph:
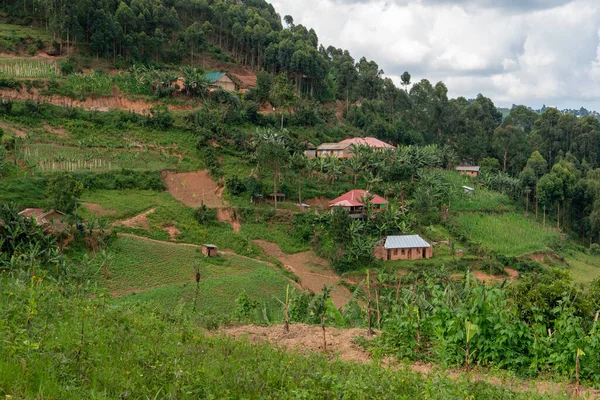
[
  {"x1": 375, "y1": 235, "x2": 432, "y2": 261},
  {"x1": 455, "y1": 166, "x2": 480, "y2": 178},
  {"x1": 202, "y1": 244, "x2": 218, "y2": 257},
  {"x1": 462, "y1": 185, "x2": 475, "y2": 194},
  {"x1": 269, "y1": 193, "x2": 286, "y2": 202}
]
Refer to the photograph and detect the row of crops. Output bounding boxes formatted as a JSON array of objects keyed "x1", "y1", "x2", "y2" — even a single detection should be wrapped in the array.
[
  {"x1": 0, "y1": 58, "x2": 59, "y2": 78},
  {"x1": 20, "y1": 144, "x2": 180, "y2": 172}
]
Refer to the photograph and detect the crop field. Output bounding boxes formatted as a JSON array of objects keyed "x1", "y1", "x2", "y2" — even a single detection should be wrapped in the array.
[
  {"x1": 21, "y1": 143, "x2": 180, "y2": 172},
  {"x1": 455, "y1": 212, "x2": 559, "y2": 256},
  {"x1": 452, "y1": 188, "x2": 515, "y2": 212},
  {"x1": 107, "y1": 235, "x2": 289, "y2": 313},
  {"x1": 0, "y1": 57, "x2": 59, "y2": 78}
]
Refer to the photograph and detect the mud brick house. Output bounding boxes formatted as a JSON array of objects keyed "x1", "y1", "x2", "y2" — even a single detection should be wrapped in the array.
[
  {"x1": 455, "y1": 165, "x2": 480, "y2": 178},
  {"x1": 375, "y1": 235, "x2": 432, "y2": 261}
]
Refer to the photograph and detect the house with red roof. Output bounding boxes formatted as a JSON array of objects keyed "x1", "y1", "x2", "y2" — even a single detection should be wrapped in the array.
[
  {"x1": 314, "y1": 137, "x2": 394, "y2": 159},
  {"x1": 329, "y1": 189, "x2": 388, "y2": 218}
]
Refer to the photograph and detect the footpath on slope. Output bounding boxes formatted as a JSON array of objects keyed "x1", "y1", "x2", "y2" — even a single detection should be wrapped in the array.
[
  {"x1": 253, "y1": 239, "x2": 352, "y2": 308},
  {"x1": 223, "y1": 323, "x2": 600, "y2": 399}
]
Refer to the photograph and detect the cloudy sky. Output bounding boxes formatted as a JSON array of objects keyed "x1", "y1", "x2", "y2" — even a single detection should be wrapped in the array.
[{"x1": 268, "y1": 0, "x2": 600, "y2": 110}]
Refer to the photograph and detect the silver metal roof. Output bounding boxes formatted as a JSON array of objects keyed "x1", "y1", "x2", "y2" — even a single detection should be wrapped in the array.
[
  {"x1": 384, "y1": 235, "x2": 430, "y2": 249},
  {"x1": 455, "y1": 166, "x2": 480, "y2": 172}
]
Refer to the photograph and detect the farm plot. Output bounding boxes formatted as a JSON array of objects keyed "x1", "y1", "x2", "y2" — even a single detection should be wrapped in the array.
[
  {"x1": 455, "y1": 213, "x2": 559, "y2": 256},
  {"x1": 21, "y1": 144, "x2": 179, "y2": 172},
  {"x1": 107, "y1": 235, "x2": 289, "y2": 313},
  {"x1": 0, "y1": 57, "x2": 59, "y2": 78}
]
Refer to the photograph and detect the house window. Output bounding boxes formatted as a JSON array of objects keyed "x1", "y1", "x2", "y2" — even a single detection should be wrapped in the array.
[
  {"x1": 401, "y1": 249, "x2": 405, "y2": 255},
  {"x1": 394, "y1": 249, "x2": 398, "y2": 256}
]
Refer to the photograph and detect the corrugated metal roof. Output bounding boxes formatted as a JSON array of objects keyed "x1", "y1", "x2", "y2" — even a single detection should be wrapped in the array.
[
  {"x1": 317, "y1": 143, "x2": 349, "y2": 151},
  {"x1": 330, "y1": 189, "x2": 388, "y2": 207},
  {"x1": 205, "y1": 72, "x2": 226, "y2": 83},
  {"x1": 339, "y1": 137, "x2": 394, "y2": 148},
  {"x1": 384, "y1": 235, "x2": 430, "y2": 249},
  {"x1": 455, "y1": 166, "x2": 480, "y2": 172}
]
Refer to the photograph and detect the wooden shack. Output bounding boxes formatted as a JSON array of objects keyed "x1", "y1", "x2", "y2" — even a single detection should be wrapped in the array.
[
  {"x1": 375, "y1": 235, "x2": 432, "y2": 261},
  {"x1": 202, "y1": 244, "x2": 218, "y2": 257}
]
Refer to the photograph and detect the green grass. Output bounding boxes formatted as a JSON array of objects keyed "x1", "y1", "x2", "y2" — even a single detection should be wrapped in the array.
[
  {"x1": 0, "y1": 275, "x2": 566, "y2": 399},
  {"x1": 0, "y1": 176, "x2": 46, "y2": 206},
  {"x1": 107, "y1": 235, "x2": 289, "y2": 313},
  {"x1": 80, "y1": 189, "x2": 175, "y2": 221},
  {"x1": 241, "y1": 222, "x2": 310, "y2": 254},
  {"x1": 455, "y1": 213, "x2": 559, "y2": 256},
  {"x1": 565, "y1": 252, "x2": 600, "y2": 284},
  {"x1": 452, "y1": 188, "x2": 515, "y2": 212}
]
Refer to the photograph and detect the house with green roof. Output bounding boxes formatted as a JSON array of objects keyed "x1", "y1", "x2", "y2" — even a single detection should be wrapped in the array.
[{"x1": 205, "y1": 72, "x2": 237, "y2": 91}]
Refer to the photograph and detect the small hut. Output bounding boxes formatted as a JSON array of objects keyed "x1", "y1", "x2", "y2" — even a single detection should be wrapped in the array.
[
  {"x1": 269, "y1": 193, "x2": 286, "y2": 203},
  {"x1": 202, "y1": 244, "x2": 218, "y2": 257}
]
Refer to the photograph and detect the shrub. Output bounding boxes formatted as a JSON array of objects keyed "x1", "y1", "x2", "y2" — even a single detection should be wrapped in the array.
[
  {"x1": 59, "y1": 60, "x2": 75, "y2": 75},
  {"x1": 225, "y1": 175, "x2": 246, "y2": 196},
  {"x1": 194, "y1": 204, "x2": 218, "y2": 225}
]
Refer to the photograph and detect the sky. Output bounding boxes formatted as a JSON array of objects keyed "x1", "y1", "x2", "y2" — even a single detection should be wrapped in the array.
[{"x1": 268, "y1": 0, "x2": 600, "y2": 110}]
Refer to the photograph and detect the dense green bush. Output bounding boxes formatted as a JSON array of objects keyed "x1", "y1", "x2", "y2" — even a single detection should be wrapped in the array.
[
  {"x1": 194, "y1": 204, "x2": 218, "y2": 225},
  {"x1": 73, "y1": 170, "x2": 166, "y2": 191}
]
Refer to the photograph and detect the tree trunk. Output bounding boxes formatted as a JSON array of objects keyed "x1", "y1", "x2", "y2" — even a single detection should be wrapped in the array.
[
  {"x1": 321, "y1": 315, "x2": 327, "y2": 353},
  {"x1": 273, "y1": 169, "x2": 278, "y2": 209},
  {"x1": 557, "y1": 201, "x2": 560, "y2": 230},
  {"x1": 503, "y1": 149, "x2": 508, "y2": 172}
]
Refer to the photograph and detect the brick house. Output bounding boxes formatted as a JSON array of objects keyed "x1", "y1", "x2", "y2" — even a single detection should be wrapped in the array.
[{"x1": 375, "y1": 235, "x2": 433, "y2": 261}]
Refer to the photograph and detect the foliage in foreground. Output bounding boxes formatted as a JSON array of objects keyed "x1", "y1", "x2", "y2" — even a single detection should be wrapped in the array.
[{"x1": 0, "y1": 273, "x2": 568, "y2": 400}]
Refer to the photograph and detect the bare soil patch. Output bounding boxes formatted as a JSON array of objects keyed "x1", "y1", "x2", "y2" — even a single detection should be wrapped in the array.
[
  {"x1": 223, "y1": 324, "x2": 599, "y2": 398},
  {"x1": 162, "y1": 170, "x2": 225, "y2": 208},
  {"x1": 217, "y1": 207, "x2": 240, "y2": 233},
  {"x1": 0, "y1": 87, "x2": 192, "y2": 114},
  {"x1": 253, "y1": 240, "x2": 352, "y2": 308},
  {"x1": 0, "y1": 120, "x2": 28, "y2": 138},
  {"x1": 163, "y1": 225, "x2": 181, "y2": 240},
  {"x1": 118, "y1": 208, "x2": 155, "y2": 230},
  {"x1": 82, "y1": 202, "x2": 115, "y2": 216},
  {"x1": 42, "y1": 122, "x2": 69, "y2": 138},
  {"x1": 223, "y1": 324, "x2": 373, "y2": 363}
]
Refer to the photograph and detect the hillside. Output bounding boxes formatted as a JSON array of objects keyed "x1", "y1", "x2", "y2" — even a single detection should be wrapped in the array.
[{"x1": 1, "y1": 0, "x2": 600, "y2": 397}]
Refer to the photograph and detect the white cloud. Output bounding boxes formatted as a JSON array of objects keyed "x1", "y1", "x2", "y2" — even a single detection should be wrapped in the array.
[{"x1": 269, "y1": 0, "x2": 600, "y2": 109}]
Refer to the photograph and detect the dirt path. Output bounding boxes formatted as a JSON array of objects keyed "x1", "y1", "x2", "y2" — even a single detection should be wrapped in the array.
[
  {"x1": 117, "y1": 208, "x2": 155, "y2": 230},
  {"x1": 82, "y1": 202, "x2": 115, "y2": 216},
  {"x1": 253, "y1": 240, "x2": 352, "y2": 308},
  {"x1": 223, "y1": 323, "x2": 599, "y2": 399}
]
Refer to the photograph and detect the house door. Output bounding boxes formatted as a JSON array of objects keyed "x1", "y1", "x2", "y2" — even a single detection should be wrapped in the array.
[
  {"x1": 422, "y1": 248, "x2": 426, "y2": 258},
  {"x1": 387, "y1": 250, "x2": 391, "y2": 261}
]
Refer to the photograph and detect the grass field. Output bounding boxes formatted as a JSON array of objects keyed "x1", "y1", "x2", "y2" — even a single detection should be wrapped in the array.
[
  {"x1": 107, "y1": 235, "x2": 289, "y2": 314},
  {"x1": 452, "y1": 188, "x2": 515, "y2": 212},
  {"x1": 565, "y1": 252, "x2": 600, "y2": 284},
  {"x1": 455, "y1": 212, "x2": 559, "y2": 256}
]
